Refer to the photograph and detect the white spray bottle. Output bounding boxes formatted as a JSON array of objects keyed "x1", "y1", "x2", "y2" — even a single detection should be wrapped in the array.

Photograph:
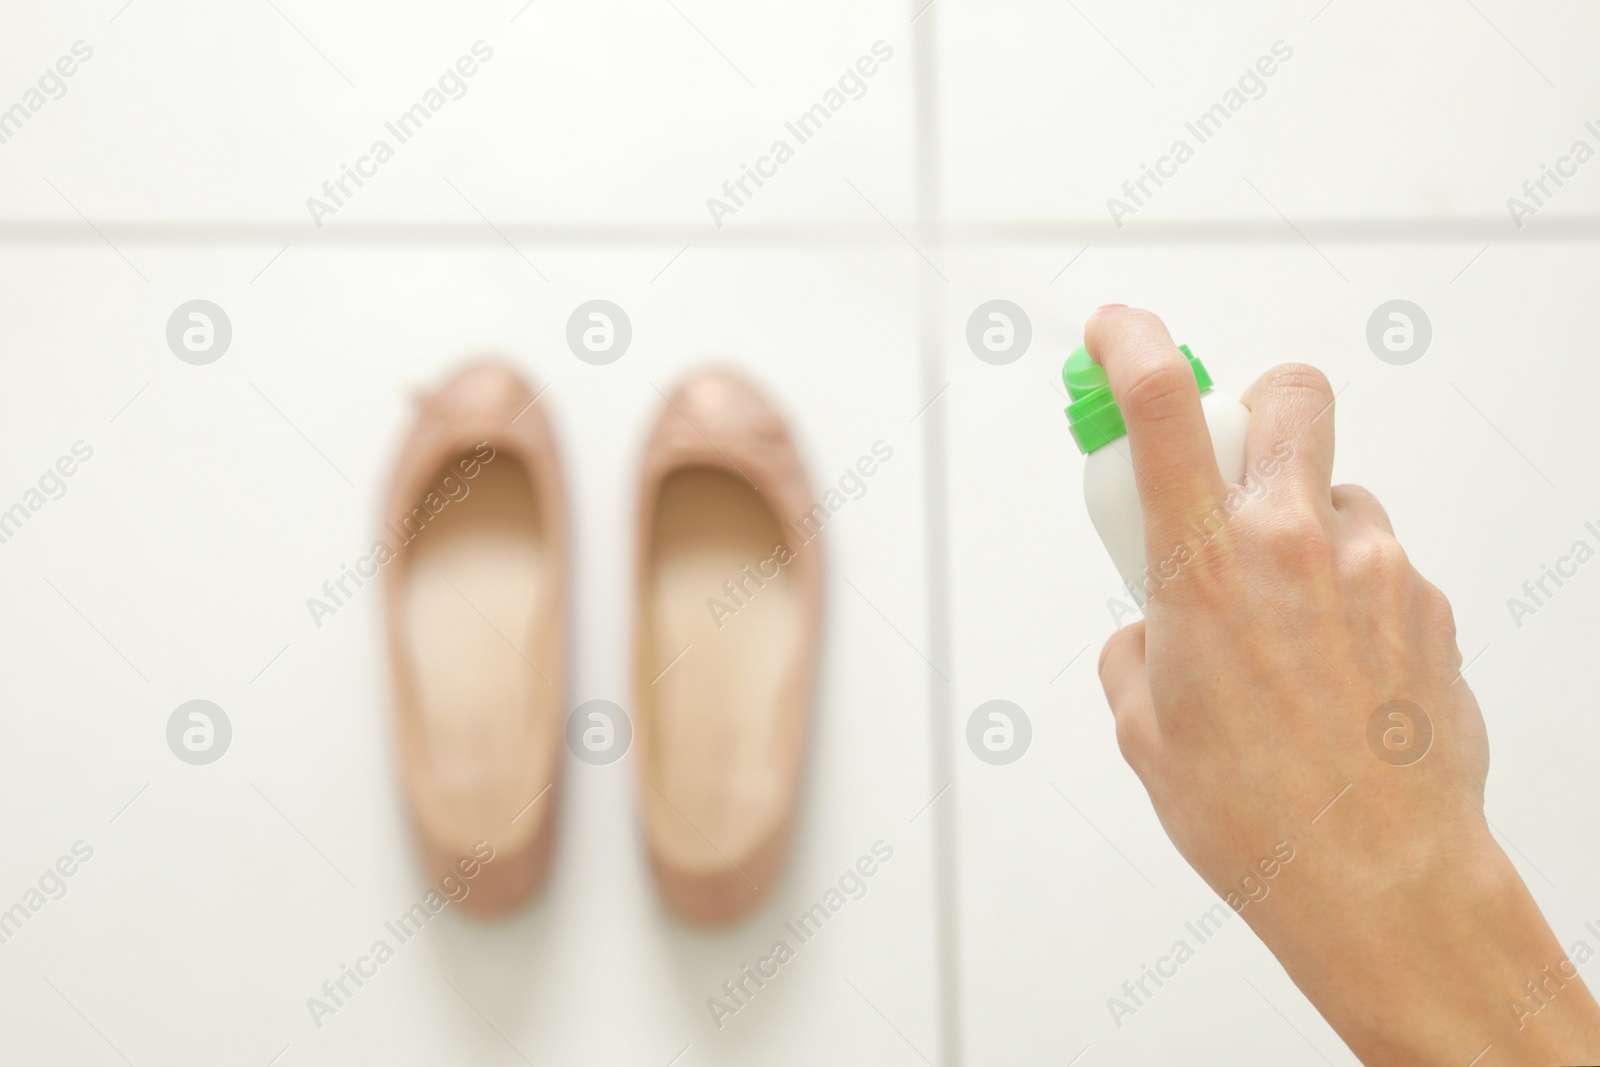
[{"x1": 1062, "y1": 344, "x2": 1251, "y2": 605}]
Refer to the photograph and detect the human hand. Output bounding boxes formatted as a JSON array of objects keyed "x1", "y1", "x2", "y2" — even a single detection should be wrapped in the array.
[{"x1": 1086, "y1": 306, "x2": 1600, "y2": 1066}]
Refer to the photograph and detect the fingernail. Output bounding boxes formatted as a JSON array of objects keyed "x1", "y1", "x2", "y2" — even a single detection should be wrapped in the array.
[{"x1": 1093, "y1": 303, "x2": 1127, "y2": 315}]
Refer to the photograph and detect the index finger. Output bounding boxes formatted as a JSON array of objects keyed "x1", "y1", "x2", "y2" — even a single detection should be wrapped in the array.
[{"x1": 1081, "y1": 306, "x2": 1227, "y2": 545}]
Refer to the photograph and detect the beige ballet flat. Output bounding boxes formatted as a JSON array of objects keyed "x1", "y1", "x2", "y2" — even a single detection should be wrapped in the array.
[
  {"x1": 382, "y1": 361, "x2": 565, "y2": 914},
  {"x1": 634, "y1": 371, "x2": 821, "y2": 923}
]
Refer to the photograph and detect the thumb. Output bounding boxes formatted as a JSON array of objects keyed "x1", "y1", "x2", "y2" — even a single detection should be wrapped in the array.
[{"x1": 1099, "y1": 621, "x2": 1158, "y2": 774}]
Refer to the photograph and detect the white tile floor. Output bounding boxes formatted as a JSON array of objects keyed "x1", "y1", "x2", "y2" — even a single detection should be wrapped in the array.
[
  {"x1": 937, "y1": 0, "x2": 1600, "y2": 224},
  {"x1": 2, "y1": 2, "x2": 1599, "y2": 1066},
  {"x1": 0, "y1": 0, "x2": 917, "y2": 226},
  {"x1": 0, "y1": 245, "x2": 944, "y2": 1066}
]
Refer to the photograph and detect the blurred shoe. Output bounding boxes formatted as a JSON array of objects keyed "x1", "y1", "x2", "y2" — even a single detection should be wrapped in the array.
[
  {"x1": 383, "y1": 361, "x2": 565, "y2": 914},
  {"x1": 635, "y1": 370, "x2": 821, "y2": 923}
]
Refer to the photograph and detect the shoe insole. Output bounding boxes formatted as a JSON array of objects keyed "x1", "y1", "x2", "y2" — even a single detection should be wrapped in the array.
[
  {"x1": 402, "y1": 456, "x2": 550, "y2": 837},
  {"x1": 648, "y1": 467, "x2": 802, "y2": 859}
]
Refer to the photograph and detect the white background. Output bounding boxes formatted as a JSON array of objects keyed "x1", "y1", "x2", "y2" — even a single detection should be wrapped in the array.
[{"x1": 1, "y1": 1, "x2": 1598, "y2": 1065}]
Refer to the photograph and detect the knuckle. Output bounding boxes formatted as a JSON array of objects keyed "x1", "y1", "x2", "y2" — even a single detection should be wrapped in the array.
[
  {"x1": 1351, "y1": 536, "x2": 1413, "y2": 586},
  {"x1": 1120, "y1": 358, "x2": 1197, "y2": 420},
  {"x1": 1420, "y1": 580, "x2": 1457, "y2": 634},
  {"x1": 1114, "y1": 713, "x2": 1149, "y2": 768},
  {"x1": 1332, "y1": 483, "x2": 1395, "y2": 532},
  {"x1": 1096, "y1": 646, "x2": 1115, "y2": 686},
  {"x1": 1331, "y1": 482, "x2": 1371, "y2": 505},
  {"x1": 1097, "y1": 629, "x2": 1131, "y2": 686},
  {"x1": 1247, "y1": 505, "x2": 1331, "y2": 567}
]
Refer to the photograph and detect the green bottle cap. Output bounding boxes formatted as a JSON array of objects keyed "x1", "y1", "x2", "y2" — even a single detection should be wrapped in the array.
[{"x1": 1061, "y1": 343, "x2": 1212, "y2": 454}]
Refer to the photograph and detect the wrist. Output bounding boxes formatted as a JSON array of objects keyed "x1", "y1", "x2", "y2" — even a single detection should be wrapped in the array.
[{"x1": 1247, "y1": 832, "x2": 1600, "y2": 1065}]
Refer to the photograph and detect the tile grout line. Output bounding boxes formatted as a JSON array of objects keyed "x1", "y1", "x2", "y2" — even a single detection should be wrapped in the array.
[
  {"x1": 911, "y1": 0, "x2": 963, "y2": 1063},
  {"x1": 5, "y1": 219, "x2": 1600, "y2": 247}
]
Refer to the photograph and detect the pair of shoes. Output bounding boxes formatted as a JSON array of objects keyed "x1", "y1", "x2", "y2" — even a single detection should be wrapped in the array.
[{"x1": 380, "y1": 362, "x2": 820, "y2": 924}]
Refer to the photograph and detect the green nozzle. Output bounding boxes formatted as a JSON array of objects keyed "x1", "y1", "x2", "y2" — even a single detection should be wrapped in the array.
[{"x1": 1062, "y1": 343, "x2": 1212, "y2": 453}]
